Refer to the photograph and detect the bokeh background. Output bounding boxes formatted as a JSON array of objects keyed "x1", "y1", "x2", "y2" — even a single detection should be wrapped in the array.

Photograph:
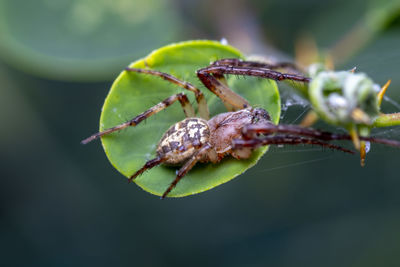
[{"x1": 1, "y1": 0, "x2": 400, "y2": 266}]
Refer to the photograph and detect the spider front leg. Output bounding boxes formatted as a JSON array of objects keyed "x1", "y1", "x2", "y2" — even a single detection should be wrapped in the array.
[
  {"x1": 241, "y1": 123, "x2": 400, "y2": 148},
  {"x1": 81, "y1": 93, "x2": 194, "y2": 144},
  {"x1": 199, "y1": 60, "x2": 310, "y2": 86},
  {"x1": 233, "y1": 134, "x2": 355, "y2": 154},
  {"x1": 197, "y1": 60, "x2": 311, "y2": 111},
  {"x1": 197, "y1": 68, "x2": 250, "y2": 111},
  {"x1": 211, "y1": 58, "x2": 305, "y2": 76},
  {"x1": 241, "y1": 123, "x2": 349, "y2": 141},
  {"x1": 234, "y1": 123, "x2": 400, "y2": 157}
]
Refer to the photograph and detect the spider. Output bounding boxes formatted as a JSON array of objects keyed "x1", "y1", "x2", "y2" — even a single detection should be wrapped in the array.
[{"x1": 82, "y1": 58, "x2": 400, "y2": 198}]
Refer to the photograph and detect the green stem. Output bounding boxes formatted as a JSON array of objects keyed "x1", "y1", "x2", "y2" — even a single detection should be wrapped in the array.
[{"x1": 373, "y1": 113, "x2": 400, "y2": 127}]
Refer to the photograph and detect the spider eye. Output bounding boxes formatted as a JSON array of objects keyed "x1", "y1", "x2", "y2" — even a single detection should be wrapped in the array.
[{"x1": 252, "y1": 108, "x2": 271, "y2": 123}]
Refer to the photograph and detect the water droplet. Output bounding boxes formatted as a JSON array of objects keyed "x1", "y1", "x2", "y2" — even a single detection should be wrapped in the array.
[
  {"x1": 365, "y1": 141, "x2": 371, "y2": 153},
  {"x1": 220, "y1": 38, "x2": 228, "y2": 45}
]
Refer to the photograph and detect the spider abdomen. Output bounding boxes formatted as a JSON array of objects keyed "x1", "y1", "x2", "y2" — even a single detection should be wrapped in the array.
[{"x1": 157, "y1": 118, "x2": 210, "y2": 165}]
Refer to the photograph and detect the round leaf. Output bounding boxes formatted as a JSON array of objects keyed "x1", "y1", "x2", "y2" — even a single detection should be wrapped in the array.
[{"x1": 100, "y1": 40, "x2": 280, "y2": 197}]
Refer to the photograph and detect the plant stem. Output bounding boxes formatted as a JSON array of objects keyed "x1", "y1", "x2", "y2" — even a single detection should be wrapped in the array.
[{"x1": 373, "y1": 113, "x2": 400, "y2": 127}]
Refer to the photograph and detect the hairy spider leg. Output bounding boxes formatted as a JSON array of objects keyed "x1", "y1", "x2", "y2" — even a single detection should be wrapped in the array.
[
  {"x1": 197, "y1": 68, "x2": 250, "y2": 111},
  {"x1": 243, "y1": 123, "x2": 400, "y2": 148},
  {"x1": 125, "y1": 67, "x2": 209, "y2": 119},
  {"x1": 199, "y1": 65, "x2": 311, "y2": 83},
  {"x1": 81, "y1": 93, "x2": 194, "y2": 144},
  {"x1": 197, "y1": 63, "x2": 310, "y2": 111},
  {"x1": 237, "y1": 123, "x2": 400, "y2": 150},
  {"x1": 129, "y1": 156, "x2": 166, "y2": 181},
  {"x1": 210, "y1": 59, "x2": 300, "y2": 111},
  {"x1": 211, "y1": 58, "x2": 305, "y2": 75},
  {"x1": 233, "y1": 135, "x2": 355, "y2": 154},
  {"x1": 161, "y1": 143, "x2": 212, "y2": 199},
  {"x1": 241, "y1": 123, "x2": 350, "y2": 141}
]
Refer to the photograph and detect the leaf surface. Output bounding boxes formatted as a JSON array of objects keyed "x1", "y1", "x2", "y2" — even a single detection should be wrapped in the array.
[{"x1": 100, "y1": 40, "x2": 281, "y2": 197}]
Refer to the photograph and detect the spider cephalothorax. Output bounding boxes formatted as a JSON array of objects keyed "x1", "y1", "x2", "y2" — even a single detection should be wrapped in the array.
[{"x1": 82, "y1": 59, "x2": 400, "y2": 198}]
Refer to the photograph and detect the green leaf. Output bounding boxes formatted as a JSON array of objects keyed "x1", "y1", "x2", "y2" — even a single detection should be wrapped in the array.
[{"x1": 100, "y1": 40, "x2": 280, "y2": 197}]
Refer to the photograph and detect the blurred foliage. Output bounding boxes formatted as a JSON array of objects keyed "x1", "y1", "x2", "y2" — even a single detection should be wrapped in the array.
[
  {"x1": 1, "y1": 0, "x2": 400, "y2": 267},
  {"x1": 0, "y1": 0, "x2": 182, "y2": 81}
]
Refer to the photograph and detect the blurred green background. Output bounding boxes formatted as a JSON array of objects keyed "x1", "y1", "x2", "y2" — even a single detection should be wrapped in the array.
[{"x1": 1, "y1": 0, "x2": 400, "y2": 266}]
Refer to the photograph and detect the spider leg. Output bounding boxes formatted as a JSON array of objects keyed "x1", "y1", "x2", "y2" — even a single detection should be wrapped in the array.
[
  {"x1": 125, "y1": 67, "x2": 209, "y2": 119},
  {"x1": 233, "y1": 135, "x2": 355, "y2": 154},
  {"x1": 211, "y1": 58, "x2": 304, "y2": 75},
  {"x1": 240, "y1": 123, "x2": 400, "y2": 166},
  {"x1": 129, "y1": 156, "x2": 166, "y2": 181},
  {"x1": 240, "y1": 123, "x2": 400, "y2": 148},
  {"x1": 161, "y1": 143, "x2": 211, "y2": 199},
  {"x1": 81, "y1": 93, "x2": 194, "y2": 144},
  {"x1": 241, "y1": 123, "x2": 347, "y2": 140},
  {"x1": 197, "y1": 67, "x2": 250, "y2": 111},
  {"x1": 209, "y1": 72, "x2": 238, "y2": 112},
  {"x1": 199, "y1": 65, "x2": 311, "y2": 83},
  {"x1": 197, "y1": 62, "x2": 310, "y2": 111}
]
